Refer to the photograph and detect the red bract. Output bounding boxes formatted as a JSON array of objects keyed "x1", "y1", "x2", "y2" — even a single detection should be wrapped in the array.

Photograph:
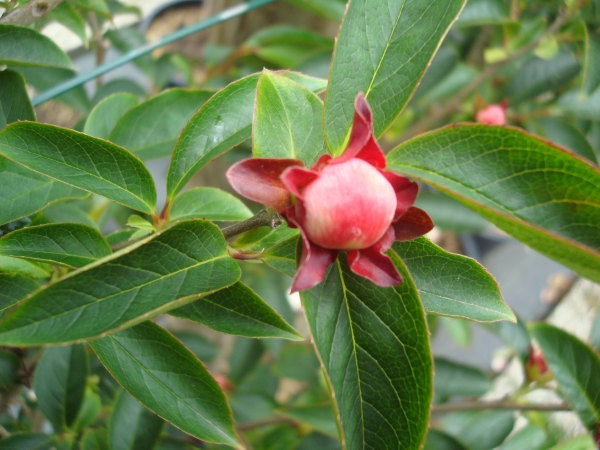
[{"x1": 227, "y1": 93, "x2": 433, "y2": 293}]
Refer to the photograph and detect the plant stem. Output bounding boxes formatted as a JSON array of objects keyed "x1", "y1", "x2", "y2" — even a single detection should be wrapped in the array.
[
  {"x1": 431, "y1": 401, "x2": 571, "y2": 413},
  {"x1": 221, "y1": 209, "x2": 284, "y2": 240},
  {"x1": 88, "y1": 12, "x2": 105, "y2": 88},
  {"x1": 0, "y1": 0, "x2": 63, "y2": 25}
]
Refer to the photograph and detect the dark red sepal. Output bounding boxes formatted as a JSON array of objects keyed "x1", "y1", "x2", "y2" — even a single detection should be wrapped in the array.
[
  {"x1": 347, "y1": 227, "x2": 402, "y2": 286},
  {"x1": 226, "y1": 158, "x2": 303, "y2": 213},
  {"x1": 393, "y1": 207, "x2": 434, "y2": 241},
  {"x1": 281, "y1": 166, "x2": 320, "y2": 199}
]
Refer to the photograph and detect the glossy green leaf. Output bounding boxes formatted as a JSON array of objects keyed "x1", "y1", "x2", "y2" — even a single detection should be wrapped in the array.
[
  {"x1": 110, "y1": 391, "x2": 164, "y2": 450},
  {"x1": 415, "y1": 191, "x2": 489, "y2": 233},
  {"x1": 324, "y1": 0, "x2": 466, "y2": 153},
  {"x1": 0, "y1": 25, "x2": 75, "y2": 70},
  {"x1": 530, "y1": 323, "x2": 600, "y2": 429},
  {"x1": 0, "y1": 273, "x2": 38, "y2": 320},
  {"x1": 92, "y1": 78, "x2": 146, "y2": 105},
  {"x1": 302, "y1": 254, "x2": 432, "y2": 450},
  {"x1": 483, "y1": 313, "x2": 531, "y2": 361},
  {"x1": 410, "y1": 46, "x2": 459, "y2": 103},
  {"x1": 455, "y1": 0, "x2": 509, "y2": 26},
  {"x1": 434, "y1": 357, "x2": 491, "y2": 398},
  {"x1": 387, "y1": 124, "x2": 600, "y2": 284},
  {"x1": 169, "y1": 187, "x2": 252, "y2": 222},
  {"x1": 443, "y1": 410, "x2": 515, "y2": 450},
  {"x1": 0, "y1": 433, "x2": 56, "y2": 450},
  {"x1": 84, "y1": 93, "x2": 139, "y2": 139},
  {"x1": 167, "y1": 71, "x2": 327, "y2": 199},
  {"x1": 91, "y1": 321, "x2": 242, "y2": 448},
  {"x1": 81, "y1": 428, "x2": 109, "y2": 450},
  {"x1": 73, "y1": 388, "x2": 102, "y2": 431},
  {"x1": 497, "y1": 425, "x2": 547, "y2": 450},
  {"x1": 590, "y1": 309, "x2": 600, "y2": 352},
  {"x1": 170, "y1": 281, "x2": 301, "y2": 340},
  {"x1": 440, "y1": 317, "x2": 472, "y2": 348},
  {"x1": 424, "y1": 430, "x2": 468, "y2": 450},
  {"x1": 0, "y1": 255, "x2": 50, "y2": 278},
  {"x1": 283, "y1": 0, "x2": 346, "y2": 21},
  {"x1": 172, "y1": 331, "x2": 218, "y2": 362},
  {"x1": 559, "y1": 88, "x2": 600, "y2": 121},
  {"x1": 0, "y1": 223, "x2": 111, "y2": 268},
  {"x1": 531, "y1": 118, "x2": 598, "y2": 165},
  {"x1": 0, "y1": 220, "x2": 240, "y2": 346},
  {"x1": 110, "y1": 89, "x2": 212, "y2": 160},
  {"x1": 254, "y1": 70, "x2": 328, "y2": 165},
  {"x1": 276, "y1": 404, "x2": 338, "y2": 437},
  {"x1": 0, "y1": 122, "x2": 157, "y2": 214},
  {"x1": 0, "y1": 158, "x2": 87, "y2": 226},
  {"x1": 582, "y1": 27, "x2": 600, "y2": 96},
  {"x1": 547, "y1": 435, "x2": 596, "y2": 450},
  {"x1": 0, "y1": 70, "x2": 35, "y2": 130},
  {"x1": 126, "y1": 215, "x2": 154, "y2": 230},
  {"x1": 34, "y1": 344, "x2": 88, "y2": 431},
  {"x1": 392, "y1": 238, "x2": 513, "y2": 322},
  {"x1": 47, "y1": 2, "x2": 88, "y2": 46}
]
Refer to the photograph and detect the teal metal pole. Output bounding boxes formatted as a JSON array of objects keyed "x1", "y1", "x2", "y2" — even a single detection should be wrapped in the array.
[{"x1": 32, "y1": 0, "x2": 276, "y2": 106}]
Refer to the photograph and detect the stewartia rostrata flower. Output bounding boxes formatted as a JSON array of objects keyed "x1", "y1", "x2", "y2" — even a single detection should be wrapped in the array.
[{"x1": 227, "y1": 93, "x2": 433, "y2": 292}]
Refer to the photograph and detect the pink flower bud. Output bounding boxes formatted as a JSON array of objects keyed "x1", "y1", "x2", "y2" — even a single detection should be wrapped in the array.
[
  {"x1": 525, "y1": 346, "x2": 553, "y2": 384},
  {"x1": 226, "y1": 93, "x2": 434, "y2": 292},
  {"x1": 476, "y1": 104, "x2": 507, "y2": 125}
]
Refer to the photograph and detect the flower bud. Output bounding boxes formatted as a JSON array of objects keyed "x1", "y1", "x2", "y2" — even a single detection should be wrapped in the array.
[
  {"x1": 476, "y1": 104, "x2": 507, "y2": 125},
  {"x1": 594, "y1": 422, "x2": 600, "y2": 448},
  {"x1": 525, "y1": 346, "x2": 553, "y2": 384}
]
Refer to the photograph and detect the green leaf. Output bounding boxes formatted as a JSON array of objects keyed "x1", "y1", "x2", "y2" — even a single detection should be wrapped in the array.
[
  {"x1": 33, "y1": 344, "x2": 89, "y2": 431},
  {"x1": 71, "y1": 0, "x2": 110, "y2": 17},
  {"x1": 323, "y1": 0, "x2": 466, "y2": 154},
  {"x1": 0, "y1": 70, "x2": 35, "y2": 130},
  {"x1": 283, "y1": 0, "x2": 346, "y2": 21},
  {"x1": 387, "y1": 124, "x2": 600, "y2": 284},
  {"x1": 167, "y1": 71, "x2": 327, "y2": 199},
  {"x1": 0, "y1": 24, "x2": 75, "y2": 70},
  {"x1": 170, "y1": 281, "x2": 302, "y2": 340},
  {"x1": 91, "y1": 321, "x2": 242, "y2": 448},
  {"x1": 440, "y1": 316, "x2": 472, "y2": 348},
  {"x1": 301, "y1": 254, "x2": 432, "y2": 450},
  {"x1": 81, "y1": 428, "x2": 109, "y2": 450},
  {"x1": 0, "y1": 223, "x2": 111, "y2": 268},
  {"x1": 0, "y1": 348, "x2": 20, "y2": 388},
  {"x1": 0, "y1": 434, "x2": 56, "y2": 450},
  {"x1": 483, "y1": 313, "x2": 531, "y2": 361},
  {"x1": 455, "y1": 0, "x2": 509, "y2": 27},
  {"x1": 547, "y1": 435, "x2": 597, "y2": 450},
  {"x1": 110, "y1": 89, "x2": 212, "y2": 161},
  {"x1": 84, "y1": 93, "x2": 139, "y2": 139},
  {"x1": 529, "y1": 323, "x2": 600, "y2": 429},
  {"x1": 48, "y1": 2, "x2": 88, "y2": 47},
  {"x1": 0, "y1": 157, "x2": 87, "y2": 226},
  {"x1": 73, "y1": 388, "x2": 102, "y2": 431},
  {"x1": 254, "y1": 70, "x2": 328, "y2": 165},
  {"x1": 392, "y1": 238, "x2": 513, "y2": 322},
  {"x1": 415, "y1": 191, "x2": 489, "y2": 233},
  {"x1": 442, "y1": 410, "x2": 515, "y2": 450},
  {"x1": 126, "y1": 215, "x2": 154, "y2": 230},
  {"x1": 424, "y1": 429, "x2": 468, "y2": 450},
  {"x1": 531, "y1": 118, "x2": 598, "y2": 165},
  {"x1": 272, "y1": 342, "x2": 320, "y2": 382},
  {"x1": 497, "y1": 424, "x2": 547, "y2": 450},
  {"x1": 92, "y1": 78, "x2": 146, "y2": 105},
  {"x1": 582, "y1": 27, "x2": 600, "y2": 96},
  {"x1": 0, "y1": 255, "x2": 50, "y2": 278},
  {"x1": 0, "y1": 122, "x2": 157, "y2": 214},
  {"x1": 590, "y1": 309, "x2": 600, "y2": 352},
  {"x1": 559, "y1": 88, "x2": 600, "y2": 121},
  {"x1": 0, "y1": 220, "x2": 240, "y2": 346},
  {"x1": 169, "y1": 187, "x2": 252, "y2": 222},
  {"x1": 172, "y1": 331, "x2": 218, "y2": 362},
  {"x1": 0, "y1": 273, "x2": 38, "y2": 320},
  {"x1": 276, "y1": 404, "x2": 338, "y2": 437},
  {"x1": 434, "y1": 357, "x2": 492, "y2": 398},
  {"x1": 109, "y1": 391, "x2": 164, "y2": 450}
]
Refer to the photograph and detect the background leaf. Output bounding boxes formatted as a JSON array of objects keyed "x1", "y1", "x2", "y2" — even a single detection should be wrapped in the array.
[
  {"x1": 84, "y1": 93, "x2": 139, "y2": 139},
  {"x1": 0, "y1": 220, "x2": 240, "y2": 345},
  {"x1": 0, "y1": 122, "x2": 157, "y2": 214},
  {"x1": 81, "y1": 428, "x2": 109, "y2": 450},
  {"x1": 0, "y1": 255, "x2": 50, "y2": 279},
  {"x1": 276, "y1": 404, "x2": 338, "y2": 437},
  {"x1": 441, "y1": 410, "x2": 515, "y2": 450},
  {"x1": 110, "y1": 89, "x2": 212, "y2": 161},
  {"x1": 530, "y1": 118, "x2": 598, "y2": 165},
  {"x1": 530, "y1": 323, "x2": 600, "y2": 429},
  {"x1": 324, "y1": 0, "x2": 466, "y2": 153},
  {"x1": 0, "y1": 70, "x2": 35, "y2": 130},
  {"x1": 0, "y1": 273, "x2": 38, "y2": 320},
  {"x1": 254, "y1": 70, "x2": 328, "y2": 165},
  {"x1": 582, "y1": 27, "x2": 600, "y2": 96},
  {"x1": 434, "y1": 357, "x2": 492, "y2": 399},
  {"x1": 0, "y1": 24, "x2": 75, "y2": 69},
  {"x1": 91, "y1": 321, "x2": 242, "y2": 448},
  {"x1": 109, "y1": 391, "x2": 164, "y2": 450},
  {"x1": 33, "y1": 344, "x2": 88, "y2": 431},
  {"x1": 169, "y1": 187, "x2": 252, "y2": 222},
  {"x1": 301, "y1": 254, "x2": 432, "y2": 450},
  {"x1": 424, "y1": 429, "x2": 469, "y2": 450},
  {"x1": 387, "y1": 124, "x2": 600, "y2": 284},
  {"x1": 0, "y1": 433, "x2": 56, "y2": 450},
  {"x1": 283, "y1": 0, "x2": 346, "y2": 21},
  {"x1": 0, "y1": 223, "x2": 111, "y2": 267}
]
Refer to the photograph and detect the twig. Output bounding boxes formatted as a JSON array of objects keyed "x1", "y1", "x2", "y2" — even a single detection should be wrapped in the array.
[
  {"x1": 221, "y1": 209, "x2": 284, "y2": 240},
  {"x1": 0, "y1": 0, "x2": 64, "y2": 25},
  {"x1": 88, "y1": 12, "x2": 105, "y2": 88},
  {"x1": 432, "y1": 400, "x2": 571, "y2": 413},
  {"x1": 403, "y1": 12, "x2": 569, "y2": 140}
]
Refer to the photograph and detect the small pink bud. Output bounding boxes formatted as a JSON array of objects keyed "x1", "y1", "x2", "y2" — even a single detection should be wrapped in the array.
[
  {"x1": 525, "y1": 346, "x2": 553, "y2": 384},
  {"x1": 476, "y1": 104, "x2": 507, "y2": 125},
  {"x1": 214, "y1": 375, "x2": 233, "y2": 392}
]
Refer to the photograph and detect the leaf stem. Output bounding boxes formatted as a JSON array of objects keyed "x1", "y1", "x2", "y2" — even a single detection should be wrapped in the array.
[
  {"x1": 221, "y1": 209, "x2": 284, "y2": 240},
  {"x1": 431, "y1": 400, "x2": 571, "y2": 413}
]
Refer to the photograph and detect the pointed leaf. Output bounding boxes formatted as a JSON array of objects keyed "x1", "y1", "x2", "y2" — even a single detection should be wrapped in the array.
[
  {"x1": 170, "y1": 282, "x2": 302, "y2": 340},
  {"x1": 531, "y1": 118, "x2": 598, "y2": 165},
  {"x1": 443, "y1": 411, "x2": 515, "y2": 450},
  {"x1": 388, "y1": 124, "x2": 600, "y2": 284},
  {"x1": 109, "y1": 391, "x2": 163, "y2": 450},
  {"x1": 0, "y1": 122, "x2": 157, "y2": 214},
  {"x1": 169, "y1": 187, "x2": 252, "y2": 222},
  {"x1": 434, "y1": 357, "x2": 492, "y2": 398},
  {"x1": 0, "y1": 70, "x2": 35, "y2": 130},
  {"x1": 0, "y1": 223, "x2": 111, "y2": 268},
  {"x1": 48, "y1": 2, "x2": 88, "y2": 47},
  {"x1": 0, "y1": 433, "x2": 56, "y2": 450},
  {"x1": 582, "y1": 27, "x2": 600, "y2": 96},
  {"x1": 0, "y1": 273, "x2": 38, "y2": 320},
  {"x1": 392, "y1": 238, "x2": 513, "y2": 322},
  {"x1": 276, "y1": 404, "x2": 338, "y2": 437},
  {"x1": 0, "y1": 220, "x2": 240, "y2": 346},
  {"x1": 301, "y1": 254, "x2": 432, "y2": 450},
  {"x1": 110, "y1": 89, "x2": 212, "y2": 161},
  {"x1": 324, "y1": 0, "x2": 466, "y2": 153},
  {"x1": 84, "y1": 93, "x2": 139, "y2": 139},
  {"x1": 34, "y1": 344, "x2": 88, "y2": 431},
  {"x1": 254, "y1": 71, "x2": 328, "y2": 165},
  {"x1": 529, "y1": 323, "x2": 600, "y2": 429},
  {"x1": 0, "y1": 255, "x2": 50, "y2": 278},
  {"x1": 498, "y1": 424, "x2": 548, "y2": 450},
  {"x1": 0, "y1": 25, "x2": 75, "y2": 70},
  {"x1": 81, "y1": 428, "x2": 109, "y2": 450},
  {"x1": 424, "y1": 429, "x2": 469, "y2": 450},
  {"x1": 91, "y1": 321, "x2": 242, "y2": 448},
  {"x1": 167, "y1": 72, "x2": 327, "y2": 199}
]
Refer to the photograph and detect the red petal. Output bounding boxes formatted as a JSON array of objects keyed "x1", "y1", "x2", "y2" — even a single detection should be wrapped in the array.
[
  {"x1": 288, "y1": 210, "x2": 337, "y2": 293},
  {"x1": 281, "y1": 166, "x2": 320, "y2": 199},
  {"x1": 348, "y1": 227, "x2": 402, "y2": 286},
  {"x1": 393, "y1": 207, "x2": 434, "y2": 241},
  {"x1": 381, "y1": 172, "x2": 418, "y2": 220},
  {"x1": 312, "y1": 154, "x2": 333, "y2": 171},
  {"x1": 226, "y1": 158, "x2": 302, "y2": 212}
]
